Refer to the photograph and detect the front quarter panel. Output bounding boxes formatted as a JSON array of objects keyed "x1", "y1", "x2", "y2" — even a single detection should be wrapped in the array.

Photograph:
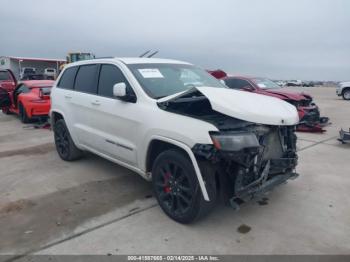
[{"x1": 138, "y1": 104, "x2": 218, "y2": 172}]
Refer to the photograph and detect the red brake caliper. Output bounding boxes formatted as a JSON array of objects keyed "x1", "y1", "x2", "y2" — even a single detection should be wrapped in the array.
[{"x1": 163, "y1": 172, "x2": 172, "y2": 193}]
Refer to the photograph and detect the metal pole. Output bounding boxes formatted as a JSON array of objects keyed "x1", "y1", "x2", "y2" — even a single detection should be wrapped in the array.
[{"x1": 18, "y1": 60, "x2": 22, "y2": 79}]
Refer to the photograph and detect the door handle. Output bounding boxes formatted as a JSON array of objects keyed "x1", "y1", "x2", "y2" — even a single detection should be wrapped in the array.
[
  {"x1": 91, "y1": 100, "x2": 101, "y2": 106},
  {"x1": 64, "y1": 95, "x2": 72, "y2": 99}
]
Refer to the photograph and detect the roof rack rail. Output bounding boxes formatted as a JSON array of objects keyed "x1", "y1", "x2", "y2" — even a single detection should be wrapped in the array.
[
  {"x1": 139, "y1": 50, "x2": 159, "y2": 58},
  {"x1": 147, "y1": 51, "x2": 158, "y2": 58}
]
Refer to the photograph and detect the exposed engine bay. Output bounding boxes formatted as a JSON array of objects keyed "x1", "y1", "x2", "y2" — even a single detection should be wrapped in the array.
[{"x1": 158, "y1": 91, "x2": 298, "y2": 208}]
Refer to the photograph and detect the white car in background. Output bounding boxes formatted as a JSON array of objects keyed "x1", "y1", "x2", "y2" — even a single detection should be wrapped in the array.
[
  {"x1": 44, "y1": 68, "x2": 57, "y2": 79},
  {"x1": 50, "y1": 57, "x2": 299, "y2": 223},
  {"x1": 19, "y1": 67, "x2": 36, "y2": 79},
  {"x1": 336, "y1": 81, "x2": 350, "y2": 100}
]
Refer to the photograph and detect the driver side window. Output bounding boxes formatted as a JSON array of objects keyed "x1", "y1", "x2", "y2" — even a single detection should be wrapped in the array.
[
  {"x1": 14, "y1": 84, "x2": 30, "y2": 105},
  {"x1": 16, "y1": 84, "x2": 30, "y2": 94}
]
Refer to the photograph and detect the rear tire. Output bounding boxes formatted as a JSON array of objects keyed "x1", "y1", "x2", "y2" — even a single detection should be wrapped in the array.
[
  {"x1": 53, "y1": 119, "x2": 83, "y2": 161},
  {"x1": 152, "y1": 149, "x2": 215, "y2": 223},
  {"x1": 342, "y1": 88, "x2": 350, "y2": 100},
  {"x1": 18, "y1": 103, "x2": 30, "y2": 123}
]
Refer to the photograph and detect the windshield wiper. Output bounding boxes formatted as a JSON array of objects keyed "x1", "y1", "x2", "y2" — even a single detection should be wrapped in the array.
[{"x1": 155, "y1": 95, "x2": 166, "y2": 99}]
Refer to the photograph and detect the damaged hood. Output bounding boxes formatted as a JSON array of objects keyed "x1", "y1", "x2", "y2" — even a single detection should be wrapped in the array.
[{"x1": 159, "y1": 87, "x2": 299, "y2": 126}]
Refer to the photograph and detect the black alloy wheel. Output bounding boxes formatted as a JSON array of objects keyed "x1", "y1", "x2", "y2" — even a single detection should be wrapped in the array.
[
  {"x1": 152, "y1": 149, "x2": 214, "y2": 223},
  {"x1": 154, "y1": 159, "x2": 193, "y2": 216},
  {"x1": 53, "y1": 119, "x2": 83, "y2": 161}
]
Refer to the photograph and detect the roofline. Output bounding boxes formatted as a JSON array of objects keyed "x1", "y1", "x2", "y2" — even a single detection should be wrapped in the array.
[
  {"x1": 62, "y1": 57, "x2": 192, "y2": 68},
  {"x1": 0, "y1": 56, "x2": 65, "y2": 62}
]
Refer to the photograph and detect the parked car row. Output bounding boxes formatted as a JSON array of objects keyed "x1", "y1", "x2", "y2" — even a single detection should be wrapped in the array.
[{"x1": 20, "y1": 67, "x2": 57, "y2": 80}]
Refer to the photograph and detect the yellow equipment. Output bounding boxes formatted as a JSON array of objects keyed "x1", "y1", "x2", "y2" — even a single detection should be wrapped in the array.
[{"x1": 60, "y1": 52, "x2": 95, "y2": 71}]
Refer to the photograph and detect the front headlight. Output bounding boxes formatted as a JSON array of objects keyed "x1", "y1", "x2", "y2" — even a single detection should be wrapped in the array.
[{"x1": 210, "y1": 132, "x2": 260, "y2": 151}]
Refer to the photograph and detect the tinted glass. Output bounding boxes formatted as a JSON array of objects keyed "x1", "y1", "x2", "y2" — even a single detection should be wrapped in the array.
[
  {"x1": 224, "y1": 78, "x2": 251, "y2": 90},
  {"x1": 41, "y1": 87, "x2": 52, "y2": 95},
  {"x1": 74, "y1": 65, "x2": 98, "y2": 94},
  {"x1": 0, "y1": 71, "x2": 11, "y2": 81},
  {"x1": 98, "y1": 64, "x2": 130, "y2": 97},
  {"x1": 58, "y1": 67, "x2": 78, "y2": 89},
  {"x1": 17, "y1": 84, "x2": 30, "y2": 93}
]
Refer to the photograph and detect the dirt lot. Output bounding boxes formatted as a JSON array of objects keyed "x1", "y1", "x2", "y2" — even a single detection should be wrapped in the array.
[{"x1": 0, "y1": 87, "x2": 349, "y2": 256}]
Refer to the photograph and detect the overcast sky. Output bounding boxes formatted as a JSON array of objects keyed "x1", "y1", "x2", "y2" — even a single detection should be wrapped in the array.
[{"x1": 1, "y1": 0, "x2": 349, "y2": 80}]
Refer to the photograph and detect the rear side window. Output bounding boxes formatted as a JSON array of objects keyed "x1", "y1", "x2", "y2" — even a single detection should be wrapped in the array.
[
  {"x1": 224, "y1": 79, "x2": 251, "y2": 90},
  {"x1": 74, "y1": 64, "x2": 98, "y2": 94},
  {"x1": 98, "y1": 64, "x2": 130, "y2": 98},
  {"x1": 0, "y1": 71, "x2": 11, "y2": 81},
  {"x1": 17, "y1": 84, "x2": 31, "y2": 94},
  {"x1": 58, "y1": 67, "x2": 78, "y2": 89}
]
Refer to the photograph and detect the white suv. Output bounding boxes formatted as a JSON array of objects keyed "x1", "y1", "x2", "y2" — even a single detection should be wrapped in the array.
[{"x1": 50, "y1": 58, "x2": 299, "y2": 223}]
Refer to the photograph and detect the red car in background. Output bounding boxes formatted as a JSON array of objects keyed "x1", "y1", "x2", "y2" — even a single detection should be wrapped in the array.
[
  {"x1": 209, "y1": 70, "x2": 329, "y2": 132},
  {"x1": 0, "y1": 80, "x2": 54, "y2": 123},
  {"x1": 0, "y1": 69, "x2": 17, "y2": 92}
]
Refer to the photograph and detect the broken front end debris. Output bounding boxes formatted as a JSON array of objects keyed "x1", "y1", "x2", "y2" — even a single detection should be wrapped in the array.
[
  {"x1": 288, "y1": 99, "x2": 330, "y2": 133},
  {"x1": 338, "y1": 128, "x2": 350, "y2": 144},
  {"x1": 193, "y1": 125, "x2": 298, "y2": 209},
  {"x1": 159, "y1": 89, "x2": 299, "y2": 210}
]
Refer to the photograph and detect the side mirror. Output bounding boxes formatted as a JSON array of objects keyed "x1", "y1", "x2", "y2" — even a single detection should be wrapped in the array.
[
  {"x1": 113, "y1": 82, "x2": 126, "y2": 97},
  {"x1": 113, "y1": 82, "x2": 136, "y2": 103}
]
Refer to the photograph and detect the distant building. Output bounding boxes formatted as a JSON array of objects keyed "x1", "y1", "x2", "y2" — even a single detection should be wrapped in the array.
[{"x1": 0, "y1": 56, "x2": 65, "y2": 80}]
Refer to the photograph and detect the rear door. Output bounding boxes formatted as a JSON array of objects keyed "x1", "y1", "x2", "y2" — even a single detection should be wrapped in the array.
[
  {"x1": 54, "y1": 66, "x2": 78, "y2": 140},
  {"x1": 70, "y1": 64, "x2": 99, "y2": 148}
]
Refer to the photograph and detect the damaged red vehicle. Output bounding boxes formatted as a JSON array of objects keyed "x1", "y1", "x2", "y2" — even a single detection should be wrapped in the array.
[
  {"x1": 0, "y1": 69, "x2": 17, "y2": 92},
  {"x1": 209, "y1": 71, "x2": 329, "y2": 132},
  {"x1": 0, "y1": 80, "x2": 54, "y2": 123}
]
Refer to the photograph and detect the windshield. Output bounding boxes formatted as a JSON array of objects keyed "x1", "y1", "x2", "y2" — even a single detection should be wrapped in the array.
[
  {"x1": 127, "y1": 63, "x2": 225, "y2": 99},
  {"x1": 253, "y1": 78, "x2": 280, "y2": 89},
  {"x1": 24, "y1": 68, "x2": 35, "y2": 73},
  {"x1": 0, "y1": 71, "x2": 11, "y2": 81}
]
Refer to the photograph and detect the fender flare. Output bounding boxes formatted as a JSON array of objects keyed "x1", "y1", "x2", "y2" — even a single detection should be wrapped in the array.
[
  {"x1": 148, "y1": 135, "x2": 210, "y2": 201},
  {"x1": 49, "y1": 109, "x2": 80, "y2": 145}
]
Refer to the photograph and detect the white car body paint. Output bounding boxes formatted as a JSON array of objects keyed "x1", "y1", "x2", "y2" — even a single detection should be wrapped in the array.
[
  {"x1": 197, "y1": 86, "x2": 299, "y2": 126},
  {"x1": 50, "y1": 57, "x2": 299, "y2": 202}
]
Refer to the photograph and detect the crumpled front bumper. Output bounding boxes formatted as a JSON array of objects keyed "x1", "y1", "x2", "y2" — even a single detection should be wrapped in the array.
[
  {"x1": 230, "y1": 158, "x2": 298, "y2": 209},
  {"x1": 297, "y1": 106, "x2": 330, "y2": 133}
]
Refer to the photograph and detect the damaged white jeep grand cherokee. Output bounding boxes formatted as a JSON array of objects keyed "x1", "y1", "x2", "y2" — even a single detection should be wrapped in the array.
[{"x1": 50, "y1": 58, "x2": 299, "y2": 223}]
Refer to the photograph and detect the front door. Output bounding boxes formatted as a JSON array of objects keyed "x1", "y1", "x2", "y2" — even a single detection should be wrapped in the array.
[{"x1": 87, "y1": 63, "x2": 141, "y2": 166}]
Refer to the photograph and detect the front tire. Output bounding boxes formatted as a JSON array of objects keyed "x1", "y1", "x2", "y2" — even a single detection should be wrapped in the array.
[
  {"x1": 53, "y1": 119, "x2": 83, "y2": 161},
  {"x1": 152, "y1": 149, "x2": 215, "y2": 223},
  {"x1": 342, "y1": 88, "x2": 350, "y2": 100}
]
